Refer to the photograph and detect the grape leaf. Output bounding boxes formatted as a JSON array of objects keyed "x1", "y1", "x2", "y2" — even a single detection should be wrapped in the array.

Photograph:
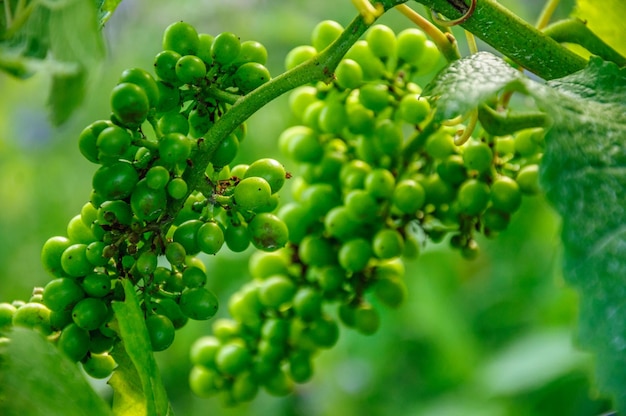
[
  {"x1": 96, "y1": 0, "x2": 124, "y2": 26},
  {"x1": 575, "y1": 0, "x2": 626, "y2": 58},
  {"x1": 0, "y1": 327, "x2": 112, "y2": 416},
  {"x1": 110, "y1": 279, "x2": 172, "y2": 416},
  {"x1": 424, "y1": 52, "x2": 626, "y2": 412}
]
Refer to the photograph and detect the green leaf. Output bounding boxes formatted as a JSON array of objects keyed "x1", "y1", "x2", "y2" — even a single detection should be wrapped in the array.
[
  {"x1": 97, "y1": 0, "x2": 124, "y2": 26},
  {"x1": 110, "y1": 279, "x2": 172, "y2": 416},
  {"x1": 424, "y1": 52, "x2": 626, "y2": 412},
  {"x1": 575, "y1": 0, "x2": 626, "y2": 58},
  {"x1": 0, "y1": 327, "x2": 112, "y2": 416}
]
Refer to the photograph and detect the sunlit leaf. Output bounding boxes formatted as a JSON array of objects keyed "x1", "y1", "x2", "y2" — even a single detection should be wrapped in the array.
[{"x1": 575, "y1": 0, "x2": 626, "y2": 58}]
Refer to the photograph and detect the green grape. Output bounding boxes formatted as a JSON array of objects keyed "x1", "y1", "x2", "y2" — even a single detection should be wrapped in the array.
[
  {"x1": 318, "y1": 100, "x2": 348, "y2": 135},
  {"x1": 235, "y1": 40, "x2": 268, "y2": 65},
  {"x1": 156, "y1": 79, "x2": 181, "y2": 112},
  {"x1": 232, "y1": 372, "x2": 259, "y2": 402},
  {"x1": 248, "y1": 213, "x2": 289, "y2": 251},
  {"x1": 315, "y1": 265, "x2": 345, "y2": 297},
  {"x1": 183, "y1": 267, "x2": 207, "y2": 288},
  {"x1": 211, "y1": 32, "x2": 241, "y2": 65},
  {"x1": 230, "y1": 163, "x2": 249, "y2": 179},
  {"x1": 157, "y1": 112, "x2": 189, "y2": 136},
  {"x1": 309, "y1": 315, "x2": 340, "y2": 348},
  {"x1": 365, "y1": 168, "x2": 396, "y2": 200},
  {"x1": 154, "y1": 50, "x2": 182, "y2": 85},
  {"x1": 345, "y1": 40, "x2": 385, "y2": 80},
  {"x1": 374, "y1": 119, "x2": 403, "y2": 156},
  {"x1": 289, "y1": 86, "x2": 318, "y2": 119},
  {"x1": 78, "y1": 120, "x2": 113, "y2": 164},
  {"x1": 234, "y1": 177, "x2": 272, "y2": 212},
  {"x1": 97, "y1": 200, "x2": 133, "y2": 226},
  {"x1": 248, "y1": 251, "x2": 289, "y2": 280},
  {"x1": 89, "y1": 330, "x2": 115, "y2": 354},
  {"x1": 420, "y1": 174, "x2": 456, "y2": 205},
  {"x1": 173, "y1": 219, "x2": 203, "y2": 255},
  {"x1": 284, "y1": 45, "x2": 316, "y2": 70},
  {"x1": 457, "y1": 179, "x2": 491, "y2": 215},
  {"x1": 228, "y1": 284, "x2": 262, "y2": 327},
  {"x1": 190, "y1": 335, "x2": 221, "y2": 368},
  {"x1": 189, "y1": 366, "x2": 220, "y2": 398},
  {"x1": 358, "y1": 83, "x2": 389, "y2": 112},
  {"x1": 244, "y1": 158, "x2": 286, "y2": 194},
  {"x1": 180, "y1": 287, "x2": 219, "y2": 320},
  {"x1": 397, "y1": 28, "x2": 428, "y2": 65},
  {"x1": 197, "y1": 221, "x2": 225, "y2": 255},
  {"x1": 42, "y1": 278, "x2": 85, "y2": 312},
  {"x1": 398, "y1": 94, "x2": 430, "y2": 125},
  {"x1": 263, "y1": 368, "x2": 294, "y2": 396},
  {"x1": 72, "y1": 298, "x2": 108, "y2": 331},
  {"x1": 258, "y1": 275, "x2": 296, "y2": 308},
  {"x1": 299, "y1": 235, "x2": 336, "y2": 267},
  {"x1": 372, "y1": 228, "x2": 404, "y2": 259},
  {"x1": 188, "y1": 107, "x2": 213, "y2": 138},
  {"x1": 516, "y1": 164, "x2": 541, "y2": 195},
  {"x1": 392, "y1": 179, "x2": 426, "y2": 214},
  {"x1": 119, "y1": 67, "x2": 159, "y2": 108},
  {"x1": 49, "y1": 309, "x2": 72, "y2": 331},
  {"x1": 86, "y1": 241, "x2": 109, "y2": 267},
  {"x1": 338, "y1": 238, "x2": 372, "y2": 273},
  {"x1": 224, "y1": 223, "x2": 250, "y2": 252},
  {"x1": 293, "y1": 287, "x2": 323, "y2": 321},
  {"x1": 261, "y1": 318, "x2": 290, "y2": 343},
  {"x1": 12, "y1": 302, "x2": 51, "y2": 333},
  {"x1": 111, "y1": 82, "x2": 150, "y2": 128},
  {"x1": 354, "y1": 303, "x2": 380, "y2": 335},
  {"x1": 300, "y1": 183, "x2": 340, "y2": 218},
  {"x1": 311, "y1": 20, "x2": 343, "y2": 51},
  {"x1": 165, "y1": 242, "x2": 186, "y2": 266},
  {"x1": 276, "y1": 202, "x2": 314, "y2": 244},
  {"x1": 335, "y1": 58, "x2": 363, "y2": 90},
  {"x1": 324, "y1": 205, "x2": 360, "y2": 241},
  {"x1": 216, "y1": 341, "x2": 253, "y2": 378},
  {"x1": 211, "y1": 134, "x2": 239, "y2": 168},
  {"x1": 0, "y1": 302, "x2": 17, "y2": 329},
  {"x1": 162, "y1": 21, "x2": 199, "y2": 56},
  {"x1": 233, "y1": 62, "x2": 271, "y2": 93},
  {"x1": 58, "y1": 323, "x2": 90, "y2": 361},
  {"x1": 514, "y1": 127, "x2": 543, "y2": 157},
  {"x1": 159, "y1": 132, "x2": 191, "y2": 166},
  {"x1": 176, "y1": 55, "x2": 207, "y2": 84},
  {"x1": 340, "y1": 159, "x2": 372, "y2": 190},
  {"x1": 437, "y1": 155, "x2": 468, "y2": 186},
  {"x1": 281, "y1": 126, "x2": 324, "y2": 163},
  {"x1": 130, "y1": 180, "x2": 167, "y2": 221},
  {"x1": 196, "y1": 33, "x2": 214, "y2": 64},
  {"x1": 463, "y1": 141, "x2": 493, "y2": 173},
  {"x1": 82, "y1": 272, "x2": 111, "y2": 298},
  {"x1": 145, "y1": 166, "x2": 171, "y2": 190},
  {"x1": 61, "y1": 244, "x2": 93, "y2": 277},
  {"x1": 82, "y1": 353, "x2": 117, "y2": 379},
  {"x1": 152, "y1": 298, "x2": 188, "y2": 329},
  {"x1": 366, "y1": 24, "x2": 396, "y2": 58},
  {"x1": 146, "y1": 314, "x2": 176, "y2": 352},
  {"x1": 482, "y1": 206, "x2": 510, "y2": 232},
  {"x1": 67, "y1": 214, "x2": 96, "y2": 244},
  {"x1": 413, "y1": 40, "x2": 442, "y2": 74},
  {"x1": 346, "y1": 102, "x2": 376, "y2": 135},
  {"x1": 373, "y1": 275, "x2": 407, "y2": 308},
  {"x1": 167, "y1": 177, "x2": 188, "y2": 200},
  {"x1": 491, "y1": 176, "x2": 522, "y2": 213},
  {"x1": 92, "y1": 161, "x2": 139, "y2": 201},
  {"x1": 425, "y1": 130, "x2": 456, "y2": 159},
  {"x1": 345, "y1": 189, "x2": 379, "y2": 223},
  {"x1": 289, "y1": 350, "x2": 313, "y2": 383},
  {"x1": 136, "y1": 251, "x2": 158, "y2": 275}
]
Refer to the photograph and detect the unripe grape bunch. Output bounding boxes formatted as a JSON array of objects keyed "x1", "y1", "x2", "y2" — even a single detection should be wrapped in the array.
[{"x1": 0, "y1": 16, "x2": 545, "y2": 407}]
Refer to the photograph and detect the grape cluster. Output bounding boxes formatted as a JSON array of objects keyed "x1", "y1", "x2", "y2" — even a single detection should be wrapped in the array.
[
  {"x1": 188, "y1": 21, "x2": 544, "y2": 404},
  {"x1": 0, "y1": 21, "x2": 289, "y2": 379}
]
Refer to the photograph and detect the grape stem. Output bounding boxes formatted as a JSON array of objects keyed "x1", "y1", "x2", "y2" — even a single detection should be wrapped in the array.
[{"x1": 413, "y1": 0, "x2": 587, "y2": 80}]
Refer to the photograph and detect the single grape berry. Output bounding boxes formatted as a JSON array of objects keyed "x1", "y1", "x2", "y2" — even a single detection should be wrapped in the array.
[
  {"x1": 162, "y1": 21, "x2": 200, "y2": 55},
  {"x1": 233, "y1": 62, "x2": 270, "y2": 93},
  {"x1": 41, "y1": 236, "x2": 72, "y2": 278},
  {"x1": 146, "y1": 314, "x2": 176, "y2": 352},
  {"x1": 248, "y1": 213, "x2": 289, "y2": 252},
  {"x1": 457, "y1": 179, "x2": 491, "y2": 215},
  {"x1": 211, "y1": 32, "x2": 241, "y2": 65},
  {"x1": 285, "y1": 45, "x2": 317, "y2": 70},
  {"x1": 110, "y1": 82, "x2": 150, "y2": 128},
  {"x1": 258, "y1": 275, "x2": 296, "y2": 308},
  {"x1": 234, "y1": 177, "x2": 272, "y2": 212},
  {"x1": 244, "y1": 158, "x2": 286, "y2": 194},
  {"x1": 176, "y1": 55, "x2": 207, "y2": 85},
  {"x1": 119, "y1": 67, "x2": 160, "y2": 108},
  {"x1": 463, "y1": 141, "x2": 493, "y2": 173},
  {"x1": 72, "y1": 297, "x2": 108, "y2": 331},
  {"x1": 180, "y1": 288, "x2": 219, "y2": 320},
  {"x1": 197, "y1": 221, "x2": 225, "y2": 255},
  {"x1": 215, "y1": 340, "x2": 252, "y2": 376},
  {"x1": 311, "y1": 20, "x2": 343, "y2": 52}
]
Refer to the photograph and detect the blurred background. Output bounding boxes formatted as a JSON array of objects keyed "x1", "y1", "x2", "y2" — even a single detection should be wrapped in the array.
[{"x1": 0, "y1": 0, "x2": 613, "y2": 414}]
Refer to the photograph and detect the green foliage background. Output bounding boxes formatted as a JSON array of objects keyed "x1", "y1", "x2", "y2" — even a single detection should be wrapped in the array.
[{"x1": 0, "y1": 0, "x2": 613, "y2": 414}]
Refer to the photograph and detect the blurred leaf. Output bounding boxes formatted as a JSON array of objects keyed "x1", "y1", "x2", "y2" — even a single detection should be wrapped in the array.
[
  {"x1": 110, "y1": 279, "x2": 172, "y2": 416},
  {"x1": 0, "y1": 327, "x2": 112, "y2": 416},
  {"x1": 575, "y1": 0, "x2": 626, "y2": 58},
  {"x1": 110, "y1": 344, "x2": 151, "y2": 415},
  {"x1": 97, "y1": 0, "x2": 124, "y2": 26},
  {"x1": 424, "y1": 52, "x2": 626, "y2": 412}
]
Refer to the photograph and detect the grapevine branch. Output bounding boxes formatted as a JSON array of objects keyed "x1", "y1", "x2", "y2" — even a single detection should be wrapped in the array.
[{"x1": 413, "y1": 0, "x2": 588, "y2": 80}]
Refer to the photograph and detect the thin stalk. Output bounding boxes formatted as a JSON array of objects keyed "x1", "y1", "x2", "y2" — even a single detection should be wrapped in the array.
[{"x1": 536, "y1": 0, "x2": 560, "y2": 30}]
